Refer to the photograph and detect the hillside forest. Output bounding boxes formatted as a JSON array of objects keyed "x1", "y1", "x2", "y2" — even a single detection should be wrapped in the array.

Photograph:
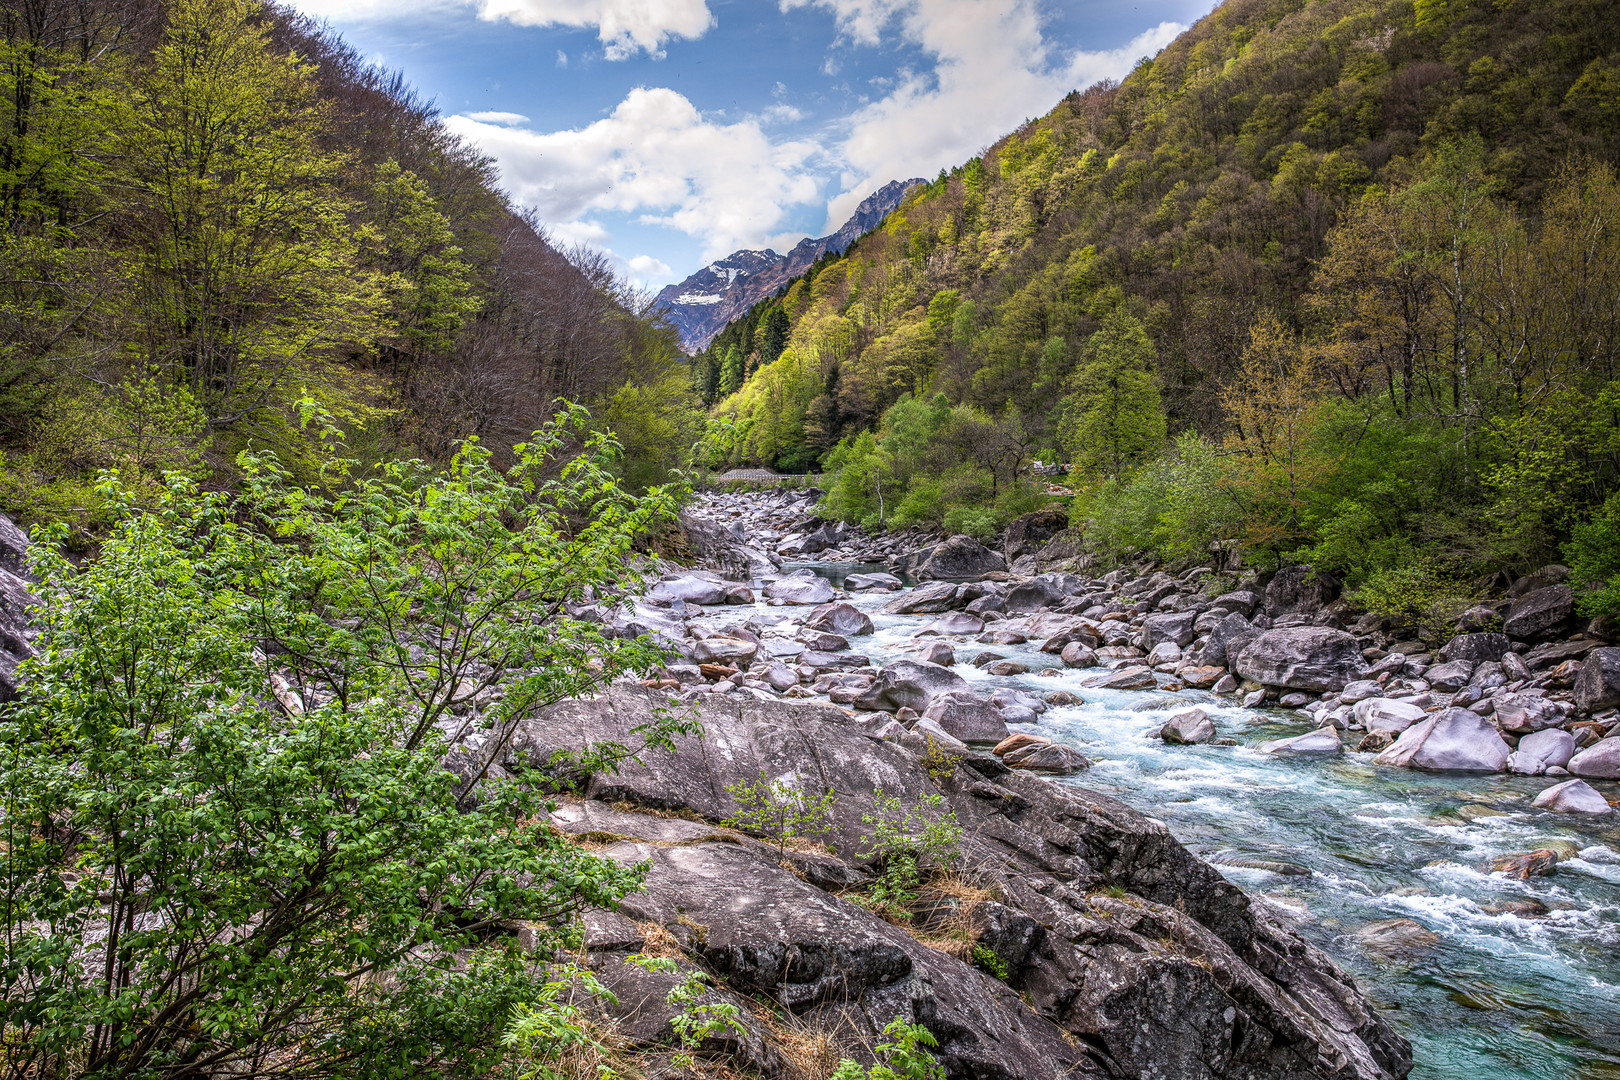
[
  {"x1": 694, "y1": 0, "x2": 1620, "y2": 617},
  {"x1": 0, "y1": 0, "x2": 702, "y2": 542}
]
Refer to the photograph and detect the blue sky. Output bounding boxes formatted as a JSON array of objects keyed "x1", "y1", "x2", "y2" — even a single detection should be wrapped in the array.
[{"x1": 285, "y1": 0, "x2": 1218, "y2": 288}]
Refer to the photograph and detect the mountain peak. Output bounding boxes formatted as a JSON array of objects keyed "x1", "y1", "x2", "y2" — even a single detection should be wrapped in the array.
[{"x1": 656, "y1": 180, "x2": 924, "y2": 353}]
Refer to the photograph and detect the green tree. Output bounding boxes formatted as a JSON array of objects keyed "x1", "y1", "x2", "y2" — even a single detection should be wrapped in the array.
[
  {"x1": 718, "y1": 344, "x2": 744, "y2": 396},
  {"x1": 760, "y1": 306, "x2": 790, "y2": 365},
  {"x1": 1058, "y1": 310, "x2": 1166, "y2": 477},
  {"x1": 368, "y1": 160, "x2": 483, "y2": 356},
  {"x1": 0, "y1": 406, "x2": 692, "y2": 1079}
]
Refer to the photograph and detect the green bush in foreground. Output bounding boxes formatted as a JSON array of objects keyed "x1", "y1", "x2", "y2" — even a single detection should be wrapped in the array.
[{"x1": 0, "y1": 406, "x2": 692, "y2": 1079}]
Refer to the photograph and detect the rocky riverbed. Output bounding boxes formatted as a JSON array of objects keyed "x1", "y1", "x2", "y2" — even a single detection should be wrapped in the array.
[{"x1": 563, "y1": 489, "x2": 1619, "y2": 1079}]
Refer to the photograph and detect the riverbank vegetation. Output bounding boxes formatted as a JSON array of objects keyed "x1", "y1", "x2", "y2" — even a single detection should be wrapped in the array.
[
  {"x1": 695, "y1": 0, "x2": 1620, "y2": 609},
  {"x1": 0, "y1": 0, "x2": 701, "y2": 543}
]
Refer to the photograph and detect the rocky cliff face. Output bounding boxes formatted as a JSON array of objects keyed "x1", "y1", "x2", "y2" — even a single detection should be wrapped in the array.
[
  {"x1": 655, "y1": 179, "x2": 923, "y2": 353},
  {"x1": 510, "y1": 683, "x2": 1413, "y2": 1080}
]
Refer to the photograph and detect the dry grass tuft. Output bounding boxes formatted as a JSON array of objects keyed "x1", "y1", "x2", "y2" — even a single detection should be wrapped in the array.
[
  {"x1": 749, "y1": 1002, "x2": 845, "y2": 1080},
  {"x1": 637, "y1": 920, "x2": 683, "y2": 959}
]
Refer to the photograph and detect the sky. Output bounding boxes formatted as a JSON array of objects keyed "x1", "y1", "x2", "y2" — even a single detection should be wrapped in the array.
[{"x1": 283, "y1": 0, "x2": 1219, "y2": 289}]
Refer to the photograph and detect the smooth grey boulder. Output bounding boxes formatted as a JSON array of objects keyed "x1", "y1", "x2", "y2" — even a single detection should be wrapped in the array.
[
  {"x1": 1005, "y1": 743, "x2": 1089, "y2": 774},
  {"x1": 1235, "y1": 627, "x2": 1367, "y2": 692},
  {"x1": 1493, "y1": 694, "x2": 1566, "y2": 734},
  {"x1": 854, "y1": 659, "x2": 970, "y2": 713},
  {"x1": 1574, "y1": 648, "x2": 1620, "y2": 712},
  {"x1": 0, "y1": 514, "x2": 32, "y2": 581},
  {"x1": 1352, "y1": 698, "x2": 1426, "y2": 733},
  {"x1": 1507, "y1": 728, "x2": 1576, "y2": 775},
  {"x1": 1060, "y1": 641, "x2": 1097, "y2": 668},
  {"x1": 1199, "y1": 612, "x2": 1259, "y2": 669},
  {"x1": 1567, "y1": 738, "x2": 1620, "y2": 780},
  {"x1": 844, "y1": 571, "x2": 903, "y2": 591},
  {"x1": 691, "y1": 635, "x2": 759, "y2": 665},
  {"x1": 1422, "y1": 660, "x2": 1474, "y2": 692},
  {"x1": 1374, "y1": 708, "x2": 1510, "y2": 772},
  {"x1": 902, "y1": 718, "x2": 973, "y2": 758},
  {"x1": 0, "y1": 564, "x2": 37, "y2": 702},
  {"x1": 763, "y1": 575, "x2": 837, "y2": 605},
  {"x1": 1258, "y1": 726, "x2": 1342, "y2": 755},
  {"x1": 804, "y1": 601, "x2": 874, "y2": 637},
  {"x1": 916, "y1": 641, "x2": 955, "y2": 666},
  {"x1": 919, "y1": 611, "x2": 984, "y2": 636},
  {"x1": 760, "y1": 662, "x2": 801, "y2": 692},
  {"x1": 650, "y1": 573, "x2": 729, "y2": 606},
  {"x1": 916, "y1": 534, "x2": 1006, "y2": 580},
  {"x1": 1003, "y1": 576, "x2": 1064, "y2": 613},
  {"x1": 679, "y1": 511, "x2": 781, "y2": 580},
  {"x1": 1161, "y1": 708, "x2": 1216, "y2": 745},
  {"x1": 1143, "y1": 610, "x2": 1198, "y2": 650},
  {"x1": 1147, "y1": 641, "x2": 1183, "y2": 667},
  {"x1": 1264, "y1": 566, "x2": 1341, "y2": 617},
  {"x1": 1531, "y1": 778, "x2": 1612, "y2": 814},
  {"x1": 1439, "y1": 633, "x2": 1512, "y2": 665},
  {"x1": 1339, "y1": 679, "x2": 1381, "y2": 703},
  {"x1": 883, "y1": 580, "x2": 961, "y2": 615},
  {"x1": 1209, "y1": 590, "x2": 1261, "y2": 617},
  {"x1": 1503, "y1": 585, "x2": 1576, "y2": 639},
  {"x1": 922, "y1": 691, "x2": 1012, "y2": 745},
  {"x1": 1003, "y1": 507, "x2": 1070, "y2": 562}
]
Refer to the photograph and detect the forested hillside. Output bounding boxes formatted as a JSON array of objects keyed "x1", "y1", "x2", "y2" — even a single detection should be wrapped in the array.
[
  {"x1": 0, "y1": 0, "x2": 699, "y2": 537},
  {"x1": 700, "y1": 0, "x2": 1620, "y2": 609}
]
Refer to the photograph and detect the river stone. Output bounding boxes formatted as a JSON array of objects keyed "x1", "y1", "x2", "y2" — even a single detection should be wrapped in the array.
[
  {"x1": 1493, "y1": 694, "x2": 1566, "y2": 734},
  {"x1": 1508, "y1": 728, "x2": 1576, "y2": 775},
  {"x1": 993, "y1": 732, "x2": 1051, "y2": 756},
  {"x1": 1503, "y1": 585, "x2": 1576, "y2": 639},
  {"x1": 764, "y1": 575, "x2": 837, "y2": 605},
  {"x1": 1531, "y1": 778, "x2": 1612, "y2": 814},
  {"x1": 884, "y1": 580, "x2": 961, "y2": 615},
  {"x1": 1439, "y1": 633, "x2": 1512, "y2": 665},
  {"x1": 919, "y1": 611, "x2": 985, "y2": 637},
  {"x1": 1161, "y1": 708, "x2": 1216, "y2": 745},
  {"x1": 1352, "y1": 698, "x2": 1427, "y2": 733},
  {"x1": 916, "y1": 641, "x2": 955, "y2": 666},
  {"x1": 794, "y1": 630, "x2": 847, "y2": 653},
  {"x1": 1209, "y1": 590, "x2": 1261, "y2": 617},
  {"x1": 1574, "y1": 648, "x2": 1620, "y2": 712},
  {"x1": 1005, "y1": 743, "x2": 1090, "y2": 774},
  {"x1": 1567, "y1": 738, "x2": 1620, "y2": 779},
  {"x1": 854, "y1": 659, "x2": 969, "y2": 713},
  {"x1": 1004, "y1": 577, "x2": 1065, "y2": 613},
  {"x1": 804, "y1": 601, "x2": 874, "y2": 637},
  {"x1": 986, "y1": 659, "x2": 1028, "y2": 677},
  {"x1": 761, "y1": 662, "x2": 801, "y2": 692},
  {"x1": 1355, "y1": 918, "x2": 1441, "y2": 955},
  {"x1": 916, "y1": 534, "x2": 1007, "y2": 580},
  {"x1": 799, "y1": 650, "x2": 869, "y2": 671},
  {"x1": 1235, "y1": 627, "x2": 1367, "y2": 692},
  {"x1": 902, "y1": 719, "x2": 973, "y2": 759},
  {"x1": 1264, "y1": 565, "x2": 1341, "y2": 617},
  {"x1": 1373, "y1": 708, "x2": 1510, "y2": 772},
  {"x1": 1339, "y1": 680, "x2": 1382, "y2": 703},
  {"x1": 1199, "y1": 611, "x2": 1259, "y2": 669},
  {"x1": 922, "y1": 691, "x2": 1012, "y2": 745},
  {"x1": 988, "y1": 687, "x2": 1046, "y2": 714},
  {"x1": 1422, "y1": 660, "x2": 1474, "y2": 692},
  {"x1": 650, "y1": 573, "x2": 730, "y2": 606},
  {"x1": 1003, "y1": 507, "x2": 1070, "y2": 561},
  {"x1": 843, "y1": 571, "x2": 903, "y2": 591},
  {"x1": 1143, "y1": 610, "x2": 1199, "y2": 650},
  {"x1": 1145, "y1": 642, "x2": 1181, "y2": 668},
  {"x1": 1086, "y1": 666, "x2": 1156, "y2": 690},
  {"x1": 1060, "y1": 642, "x2": 1098, "y2": 668},
  {"x1": 1257, "y1": 726, "x2": 1342, "y2": 755},
  {"x1": 691, "y1": 636, "x2": 760, "y2": 665}
]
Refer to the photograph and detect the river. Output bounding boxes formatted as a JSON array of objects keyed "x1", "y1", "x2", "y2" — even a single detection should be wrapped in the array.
[{"x1": 786, "y1": 561, "x2": 1620, "y2": 1080}]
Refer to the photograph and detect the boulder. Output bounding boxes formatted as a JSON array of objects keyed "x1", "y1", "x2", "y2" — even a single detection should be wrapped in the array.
[
  {"x1": 854, "y1": 659, "x2": 970, "y2": 713},
  {"x1": 916, "y1": 641, "x2": 955, "y2": 666},
  {"x1": 1143, "y1": 610, "x2": 1198, "y2": 650},
  {"x1": 1574, "y1": 648, "x2": 1620, "y2": 712},
  {"x1": 1257, "y1": 726, "x2": 1342, "y2": 755},
  {"x1": 922, "y1": 691, "x2": 1013, "y2": 745},
  {"x1": 1567, "y1": 738, "x2": 1620, "y2": 780},
  {"x1": 992, "y1": 732, "x2": 1051, "y2": 757},
  {"x1": 1161, "y1": 708, "x2": 1216, "y2": 745},
  {"x1": 1003, "y1": 577, "x2": 1064, "y2": 613},
  {"x1": 1003, "y1": 743, "x2": 1091, "y2": 774},
  {"x1": 884, "y1": 580, "x2": 962, "y2": 615},
  {"x1": 763, "y1": 575, "x2": 837, "y2": 605},
  {"x1": 678, "y1": 511, "x2": 781, "y2": 580},
  {"x1": 916, "y1": 535, "x2": 1006, "y2": 580},
  {"x1": 985, "y1": 659, "x2": 1028, "y2": 676},
  {"x1": 1234, "y1": 627, "x2": 1367, "y2": 692},
  {"x1": 1209, "y1": 590, "x2": 1261, "y2": 617},
  {"x1": 1373, "y1": 708, "x2": 1510, "y2": 772},
  {"x1": 691, "y1": 636, "x2": 759, "y2": 665},
  {"x1": 1502, "y1": 585, "x2": 1575, "y2": 639},
  {"x1": 1147, "y1": 641, "x2": 1183, "y2": 667},
  {"x1": 1339, "y1": 680, "x2": 1381, "y2": 703},
  {"x1": 0, "y1": 514, "x2": 32, "y2": 580},
  {"x1": 1003, "y1": 508, "x2": 1070, "y2": 561},
  {"x1": 1422, "y1": 660, "x2": 1474, "y2": 692},
  {"x1": 1531, "y1": 778, "x2": 1612, "y2": 814},
  {"x1": 1352, "y1": 698, "x2": 1426, "y2": 733},
  {"x1": 0, "y1": 564, "x2": 37, "y2": 701},
  {"x1": 1199, "y1": 612, "x2": 1259, "y2": 669},
  {"x1": 1264, "y1": 566, "x2": 1341, "y2": 618},
  {"x1": 804, "y1": 602, "x2": 874, "y2": 637},
  {"x1": 1439, "y1": 633, "x2": 1512, "y2": 665},
  {"x1": 844, "y1": 571, "x2": 903, "y2": 591},
  {"x1": 902, "y1": 719, "x2": 973, "y2": 758},
  {"x1": 1493, "y1": 694, "x2": 1565, "y2": 734},
  {"x1": 1086, "y1": 666, "x2": 1157, "y2": 690},
  {"x1": 920, "y1": 611, "x2": 985, "y2": 636},
  {"x1": 1060, "y1": 642, "x2": 1097, "y2": 668},
  {"x1": 649, "y1": 573, "x2": 730, "y2": 606},
  {"x1": 1507, "y1": 728, "x2": 1576, "y2": 775}
]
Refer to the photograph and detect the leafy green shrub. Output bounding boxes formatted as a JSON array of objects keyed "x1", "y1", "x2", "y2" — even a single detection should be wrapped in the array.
[
  {"x1": 1355, "y1": 564, "x2": 1473, "y2": 644},
  {"x1": 830, "y1": 1018, "x2": 946, "y2": 1080},
  {"x1": 501, "y1": 964, "x2": 625, "y2": 1080},
  {"x1": 890, "y1": 476, "x2": 946, "y2": 527},
  {"x1": 626, "y1": 956, "x2": 747, "y2": 1070},
  {"x1": 722, "y1": 771, "x2": 835, "y2": 861},
  {"x1": 0, "y1": 407, "x2": 692, "y2": 1079},
  {"x1": 1567, "y1": 492, "x2": 1620, "y2": 618},
  {"x1": 859, "y1": 791, "x2": 963, "y2": 916},
  {"x1": 971, "y1": 944, "x2": 1010, "y2": 981},
  {"x1": 942, "y1": 504, "x2": 999, "y2": 541}
]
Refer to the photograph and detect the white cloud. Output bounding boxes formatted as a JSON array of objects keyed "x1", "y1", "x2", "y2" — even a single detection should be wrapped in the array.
[
  {"x1": 445, "y1": 87, "x2": 823, "y2": 260},
  {"x1": 781, "y1": 0, "x2": 1184, "y2": 228},
  {"x1": 626, "y1": 254, "x2": 673, "y2": 281},
  {"x1": 464, "y1": 110, "x2": 531, "y2": 124},
  {"x1": 285, "y1": 0, "x2": 712, "y2": 59}
]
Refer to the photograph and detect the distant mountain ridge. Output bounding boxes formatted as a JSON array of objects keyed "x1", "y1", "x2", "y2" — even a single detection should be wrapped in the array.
[{"x1": 656, "y1": 179, "x2": 924, "y2": 352}]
